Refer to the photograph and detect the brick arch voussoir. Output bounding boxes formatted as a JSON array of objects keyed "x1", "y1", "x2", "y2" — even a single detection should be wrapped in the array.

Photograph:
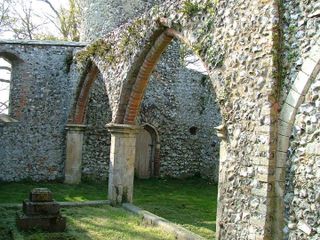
[
  {"x1": 122, "y1": 28, "x2": 201, "y2": 125},
  {"x1": 70, "y1": 63, "x2": 99, "y2": 124}
]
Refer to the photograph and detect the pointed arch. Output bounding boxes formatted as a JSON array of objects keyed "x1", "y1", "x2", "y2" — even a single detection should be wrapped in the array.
[
  {"x1": 274, "y1": 40, "x2": 320, "y2": 239},
  {"x1": 69, "y1": 63, "x2": 99, "y2": 124}
]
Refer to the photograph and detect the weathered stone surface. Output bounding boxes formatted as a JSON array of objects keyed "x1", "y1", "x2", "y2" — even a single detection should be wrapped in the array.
[
  {"x1": 77, "y1": 1, "x2": 280, "y2": 239},
  {"x1": 0, "y1": 40, "x2": 85, "y2": 182},
  {"x1": 29, "y1": 188, "x2": 53, "y2": 202},
  {"x1": 80, "y1": 4, "x2": 221, "y2": 182},
  {"x1": 285, "y1": 72, "x2": 320, "y2": 240},
  {"x1": 16, "y1": 213, "x2": 66, "y2": 232},
  {"x1": 23, "y1": 200, "x2": 60, "y2": 216},
  {"x1": 16, "y1": 188, "x2": 66, "y2": 232},
  {"x1": 1, "y1": 0, "x2": 319, "y2": 239}
]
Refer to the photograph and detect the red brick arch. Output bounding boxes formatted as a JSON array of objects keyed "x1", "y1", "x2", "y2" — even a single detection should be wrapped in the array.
[
  {"x1": 70, "y1": 64, "x2": 99, "y2": 124},
  {"x1": 119, "y1": 28, "x2": 207, "y2": 125}
]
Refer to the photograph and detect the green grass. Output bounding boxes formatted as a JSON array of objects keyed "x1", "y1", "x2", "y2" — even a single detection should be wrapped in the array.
[
  {"x1": 0, "y1": 206, "x2": 175, "y2": 240},
  {"x1": 0, "y1": 178, "x2": 218, "y2": 239},
  {"x1": 134, "y1": 178, "x2": 217, "y2": 239},
  {"x1": 0, "y1": 181, "x2": 107, "y2": 203}
]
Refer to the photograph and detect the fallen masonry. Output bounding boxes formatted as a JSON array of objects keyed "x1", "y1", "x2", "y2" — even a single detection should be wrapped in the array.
[{"x1": 16, "y1": 188, "x2": 66, "y2": 232}]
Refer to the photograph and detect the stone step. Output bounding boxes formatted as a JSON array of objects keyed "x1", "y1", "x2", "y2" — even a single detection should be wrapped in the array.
[
  {"x1": 16, "y1": 212, "x2": 66, "y2": 232},
  {"x1": 23, "y1": 200, "x2": 60, "y2": 216},
  {"x1": 29, "y1": 188, "x2": 53, "y2": 202}
]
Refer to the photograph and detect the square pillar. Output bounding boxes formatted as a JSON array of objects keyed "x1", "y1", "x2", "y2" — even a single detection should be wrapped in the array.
[
  {"x1": 106, "y1": 123, "x2": 141, "y2": 206},
  {"x1": 64, "y1": 124, "x2": 86, "y2": 184}
]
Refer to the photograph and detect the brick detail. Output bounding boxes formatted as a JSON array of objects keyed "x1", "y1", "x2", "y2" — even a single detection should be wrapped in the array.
[
  {"x1": 72, "y1": 65, "x2": 99, "y2": 124},
  {"x1": 123, "y1": 29, "x2": 174, "y2": 124}
]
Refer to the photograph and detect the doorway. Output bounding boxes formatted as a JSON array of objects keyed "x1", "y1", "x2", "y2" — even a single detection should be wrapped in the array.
[{"x1": 135, "y1": 124, "x2": 159, "y2": 179}]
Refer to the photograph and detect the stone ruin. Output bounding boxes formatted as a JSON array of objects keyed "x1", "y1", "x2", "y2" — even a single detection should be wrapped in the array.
[
  {"x1": 0, "y1": 0, "x2": 319, "y2": 239},
  {"x1": 16, "y1": 188, "x2": 66, "y2": 232}
]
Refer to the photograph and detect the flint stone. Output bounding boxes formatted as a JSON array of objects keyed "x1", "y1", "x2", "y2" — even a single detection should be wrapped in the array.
[{"x1": 297, "y1": 221, "x2": 312, "y2": 235}]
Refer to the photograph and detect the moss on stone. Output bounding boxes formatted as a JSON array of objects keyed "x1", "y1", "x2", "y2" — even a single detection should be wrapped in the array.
[
  {"x1": 76, "y1": 39, "x2": 113, "y2": 66},
  {"x1": 181, "y1": 0, "x2": 218, "y2": 17},
  {"x1": 119, "y1": 18, "x2": 146, "y2": 54}
]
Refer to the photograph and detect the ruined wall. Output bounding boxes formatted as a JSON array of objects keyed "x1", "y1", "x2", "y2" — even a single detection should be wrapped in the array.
[
  {"x1": 282, "y1": 0, "x2": 320, "y2": 98},
  {"x1": 80, "y1": 40, "x2": 221, "y2": 181},
  {"x1": 79, "y1": 0, "x2": 221, "y2": 181},
  {"x1": 77, "y1": 0, "x2": 281, "y2": 239},
  {"x1": 282, "y1": 1, "x2": 320, "y2": 239},
  {"x1": 0, "y1": 40, "x2": 85, "y2": 181},
  {"x1": 79, "y1": 0, "x2": 161, "y2": 42},
  {"x1": 81, "y1": 74, "x2": 112, "y2": 181},
  {"x1": 139, "y1": 39, "x2": 221, "y2": 181},
  {"x1": 285, "y1": 73, "x2": 320, "y2": 239}
]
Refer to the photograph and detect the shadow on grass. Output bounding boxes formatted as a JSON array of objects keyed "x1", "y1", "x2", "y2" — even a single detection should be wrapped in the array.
[
  {"x1": 0, "y1": 206, "x2": 174, "y2": 240},
  {"x1": 0, "y1": 178, "x2": 217, "y2": 239}
]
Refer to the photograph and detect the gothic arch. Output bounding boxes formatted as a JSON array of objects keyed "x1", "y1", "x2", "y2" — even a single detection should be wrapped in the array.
[
  {"x1": 120, "y1": 28, "x2": 211, "y2": 125},
  {"x1": 69, "y1": 63, "x2": 99, "y2": 124},
  {"x1": 78, "y1": 1, "x2": 281, "y2": 238},
  {"x1": 274, "y1": 40, "x2": 320, "y2": 239}
]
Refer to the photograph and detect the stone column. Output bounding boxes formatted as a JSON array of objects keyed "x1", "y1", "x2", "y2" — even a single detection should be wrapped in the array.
[
  {"x1": 106, "y1": 123, "x2": 141, "y2": 206},
  {"x1": 214, "y1": 124, "x2": 228, "y2": 240},
  {"x1": 64, "y1": 124, "x2": 86, "y2": 184}
]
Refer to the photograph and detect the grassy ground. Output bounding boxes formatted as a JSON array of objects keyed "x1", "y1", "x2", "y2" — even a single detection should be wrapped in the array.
[
  {"x1": 0, "y1": 206, "x2": 175, "y2": 240},
  {"x1": 0, "y1": 178, "x2": 217, "y2": 239},
  {"x1": 0, "y1": 181, "x2": 107, "y2": 203},
  {"x1": 134, "y1": 178, "x2": 217, "y2": 239}
]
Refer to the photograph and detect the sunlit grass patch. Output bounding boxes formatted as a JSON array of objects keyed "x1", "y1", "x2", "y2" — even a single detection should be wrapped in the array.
[{"x1": 0, "y1": 206, "x2": 175, "y2": 240}]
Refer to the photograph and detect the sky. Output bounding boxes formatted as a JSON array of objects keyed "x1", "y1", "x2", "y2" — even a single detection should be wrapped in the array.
[{"x1": 0, "y1": 0, "x2": 69, "y2": 39}]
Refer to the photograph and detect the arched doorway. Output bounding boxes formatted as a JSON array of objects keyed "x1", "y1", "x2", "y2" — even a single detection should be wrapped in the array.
[{"x1": 135, "y1": 123, "x2": 159, "y2": 179}]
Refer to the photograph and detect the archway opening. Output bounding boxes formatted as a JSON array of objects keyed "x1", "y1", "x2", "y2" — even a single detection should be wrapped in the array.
[
  {"x1": 81, "y1": 72, "x2": 112, "y2": 182},
  {"x1": 66, "y1": 64, "x2": 112, "y2": 184},
  {"x1": 126, "y1": 30, "x2": 222, "y2": 239}
]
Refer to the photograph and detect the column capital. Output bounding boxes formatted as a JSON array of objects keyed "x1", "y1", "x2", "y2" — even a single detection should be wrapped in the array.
[
  {"x1": 106, "y1": 123, "x2": 142, "y2": 135},
  {"x1": 65, "y1": 124, "x2": 86, "y2": 131}
]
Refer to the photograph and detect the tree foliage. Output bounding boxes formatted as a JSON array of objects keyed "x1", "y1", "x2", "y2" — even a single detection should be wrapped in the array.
[
  {"x1": 0, "y1": 0, "x2": 81, "y2": 41},
  {"x1": 38, "y1": 0, "x2": 80, "y2": 41},
  {"x1": 0, "y1": 0, "x2": 12, "y2": 32}
]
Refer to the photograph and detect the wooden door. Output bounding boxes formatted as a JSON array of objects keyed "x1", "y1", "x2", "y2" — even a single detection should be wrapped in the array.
[{"x1": 135, "y1": 128, "x2": 153, "y2": 179}]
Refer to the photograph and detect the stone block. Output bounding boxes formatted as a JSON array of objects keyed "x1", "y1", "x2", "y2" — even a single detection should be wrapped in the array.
[
  {"x1": 29, "y1": 188, "x2": 53, "y2": 202},
  {"x1": 301, "y1": 58, "x2": 318, "y2": 77},
  {"x1": 275, "y1": 151, "x2": 287, "y2": 168},
  {"x1": 277, "y1": 134, "x2": 290, "y2": 153},
  {"x1": 23, "y1": 200, "x2": 60, "y2": 216},
  {"x1": 285, "y1": 89, "x2": 303, "y2": 108},
  {"x1": 278, "y1": 120, "x2": 292, "y2": 137},
  {"x1": 308, "y1": 44, "x2": 320, "y2": 63},
  {"x1": 292, "y1": 71, "x2": 311, "y2": 95},
  {"x1": 306, "y1": 143, "x2": 320, "y2": 156},
  {"x1": 16, "y1": 212, "x2": 66, "y2": 232},
  {"x1": 280, "y1": 103, "x2": 296, "y2": 124}
]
